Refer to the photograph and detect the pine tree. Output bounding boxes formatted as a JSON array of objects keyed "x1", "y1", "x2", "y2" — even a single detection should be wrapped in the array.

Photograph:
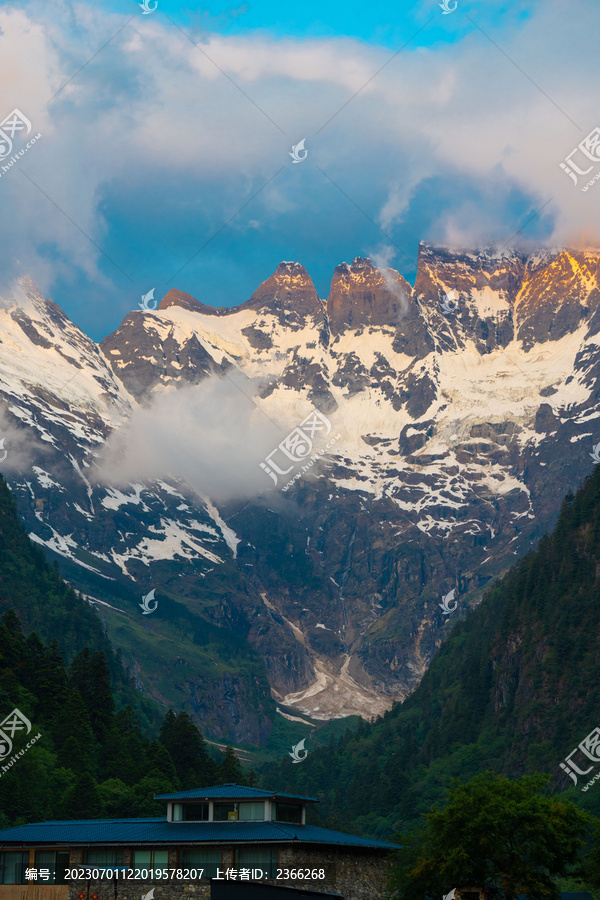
[
  {"x1": 52, "y1": 690, "x2": 96, "y2": 774},
  {"x1": 103, "y1": 707, "x2": 148, "y2": 785},
  {"x1": 147, "y1": 741, "x2": 179, "y2": 787},
  {"x1": 69, "y1": 649, "x2": 115, "y2": 741},
  {"x1": 159, "y1": 710, "x2": 219, "y2": 788},
  {"x1": 62, "y1": 771, "x2": 102, "y2": 819},
  {"x1": 22, "y1": 635, "x2": 68, "y2": 721},
  {"x1": 219, "y1": 746, "x2": 246, "y2": 785}
]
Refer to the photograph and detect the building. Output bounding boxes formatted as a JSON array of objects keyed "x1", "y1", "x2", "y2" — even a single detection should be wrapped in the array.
[{"x1": 0, "y1": 784, "x2": 399, "y2": 900}]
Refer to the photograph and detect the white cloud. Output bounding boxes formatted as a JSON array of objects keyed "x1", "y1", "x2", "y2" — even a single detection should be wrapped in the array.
[
  {"x1": 0, "y1": 404, "x2": 44, "y2": 473},
  {"x1": 0, "y1": 0, "x2": 598, "y2": 308},
  {"x1": 96, "y1": 374, "x2": 308, "y2": 502}
]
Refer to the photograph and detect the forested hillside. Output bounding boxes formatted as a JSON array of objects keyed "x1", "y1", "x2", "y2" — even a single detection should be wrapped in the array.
[
  {"x1": 265, "y1": 467, "x2": 600, "y2": 838},
  {"x1": 0, "y1": 472, "x2": 257, "y2": 825},
  {"x1": 0, "y1": 475, "x2": 161, "y2": 728},
  {"x1": 0, "y1": 610, "x2": 254, "y2": 825}
]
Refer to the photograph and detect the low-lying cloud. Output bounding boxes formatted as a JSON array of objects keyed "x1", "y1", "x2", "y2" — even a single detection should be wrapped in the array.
[{"x1": 96, "y1": 375, "x2": 333, "y2": 502}]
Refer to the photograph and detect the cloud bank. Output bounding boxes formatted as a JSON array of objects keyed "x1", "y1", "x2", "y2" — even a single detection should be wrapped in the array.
[
  {"x1": 96, "y1": 375, "x2": 335, "y2": 502},
  {"x1": 0, "y1": 0, "x2": 597, "y2": 338}
]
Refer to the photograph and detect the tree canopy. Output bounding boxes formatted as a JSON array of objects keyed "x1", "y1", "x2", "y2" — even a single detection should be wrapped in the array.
[
  {"x1": 0, "y1": 611, "x2": 252, "y2": 825},
  {"x1": 391, "y1": 773, "x2": 591, "y2": 900}
]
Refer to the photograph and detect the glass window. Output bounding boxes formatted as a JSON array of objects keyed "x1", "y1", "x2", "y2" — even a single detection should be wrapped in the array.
[
  {"x1": 214, "y1": 802, "x2": 236, "y2": 821},
  {"x1": 82, "y1": 849, "x2": 120, "y2": 866},
  {"x1": 0, "y1": 852, "x2": 28, "y2": 884},
  {"x1": 180, "y1": 849, "x2": 222, "y2": 879},
  {"x1": 235, "y1": 848, "x2": 278, "y2": 878},
  {"x1": 35, "y1": 851, "x2": 70, "y2": 885},
  {"x1": 273, "y1": 803, "x2": 302, "y2": 823},
  {"x1": 172, "y1": 803, "x2": 183, "y2": 821},
  {"x1": 238, "y1": 802, "x2": 265, "y2": 821},
  {"x1": 133, "y1": 850, "x2": 169, "y2": 868},
  {"x1": 183, "y1": 804, "x2": 209, "y2": 821}
]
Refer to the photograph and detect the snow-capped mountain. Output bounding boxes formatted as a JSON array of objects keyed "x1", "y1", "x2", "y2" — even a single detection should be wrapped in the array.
[{"x1": 1, "y1": 243, "x2": 599, "y2": 741}]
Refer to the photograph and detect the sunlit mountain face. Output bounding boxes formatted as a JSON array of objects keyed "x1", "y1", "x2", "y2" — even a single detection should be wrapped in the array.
[{"x1": 1, "y1": 243, "x2": 600, "y2": 742}]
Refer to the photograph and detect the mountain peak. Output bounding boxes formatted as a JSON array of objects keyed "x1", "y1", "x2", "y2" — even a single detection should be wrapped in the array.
[
  {"x1": 241, "y1": 261, "x2": 321, "y2": 318},
  {"x1": 333, "y1": 257, "x2": 379, "y2": 277},
  {"x1": 327, "y1": 258, "x2": 412, "y2": 332},
  {"x1": 158, "y1": 289, "x2": 222, "y2": 316},
  {"x1": 274, "y1": 261, "x2": 307, "y2": 276}
]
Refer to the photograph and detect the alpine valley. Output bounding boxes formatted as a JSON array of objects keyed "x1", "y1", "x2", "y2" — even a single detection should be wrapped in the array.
[{"x1": 1, "y1": 242, "x2": 600, "y2": 748}]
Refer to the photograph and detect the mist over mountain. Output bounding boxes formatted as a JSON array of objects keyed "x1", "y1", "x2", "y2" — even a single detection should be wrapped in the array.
[{"x1": 1, "y1": 242, "x2": 600, "y2": 743}]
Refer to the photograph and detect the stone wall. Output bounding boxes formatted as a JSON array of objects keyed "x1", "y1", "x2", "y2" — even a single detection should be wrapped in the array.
[{"x1": 63, "y1": 845, "x2": 393, "y2": 900}]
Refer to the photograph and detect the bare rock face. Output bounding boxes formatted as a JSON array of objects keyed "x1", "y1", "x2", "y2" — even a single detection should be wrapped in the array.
[
  {"x1": 4, "y1": 245, "x2": 600, "y2": 740},
  {"x1": 243, "y1": 262, "x2": 322, "y2": 319},
  {"x1": 412, "y1": 243, "x2": 522, "y2": 355},
  {"x1": 158, "y1": 289, "x2": 222, "y2": 316},
  {"x1": 327, "y1": 257, "x2": 413, "y2": 333},
  {"x1": 100, "y1": 312, "x2": 225, "y2": 402},
  {"x1": 516, "y1": 250, "x2": 600, "y2": 349}
]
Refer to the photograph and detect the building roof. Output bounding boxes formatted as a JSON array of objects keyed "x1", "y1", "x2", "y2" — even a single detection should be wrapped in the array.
[
  {"x1": 154, "y1": 784, "x2": 318, "y2": 803},
  {"x1": 0, "y1": 818, "x2": 399, "y2": 851}
]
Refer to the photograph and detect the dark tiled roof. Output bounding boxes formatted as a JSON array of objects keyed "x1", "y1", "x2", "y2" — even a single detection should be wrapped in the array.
[
  {"x1": 0, "y1": 819, "x2": 399, "y2": 851},
  {"x1": 154, "y1": 785, "x2": 318, "y2": 803}
]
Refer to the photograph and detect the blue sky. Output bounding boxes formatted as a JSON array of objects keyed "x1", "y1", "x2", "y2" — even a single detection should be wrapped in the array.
[{"x1": 0, "y1": 0, "x2": 595, "y2": 340}]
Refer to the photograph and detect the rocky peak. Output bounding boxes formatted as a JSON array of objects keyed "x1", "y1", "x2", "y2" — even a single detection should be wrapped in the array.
[
  {"x1": 333, "y1": 257, "x2": 375, "y2": 277},
  {"x1": 158, "y1": 289, "x2": 223, "y2": 316},
  {"x1": 516, "y1": 249, "x2": 600, "y2": 348},
  {"x1": 414, "y1": 243, "x2": 526, "y2": 297},
  {"x1": 240, "y1": 261, "x2": 322, "y2": 321},
  {"x1": 327, "y1": 257, "x2": 413, "y2": 333},
  {"x1": 275, "y1": 261, "x2": 308, "y2": 277}
]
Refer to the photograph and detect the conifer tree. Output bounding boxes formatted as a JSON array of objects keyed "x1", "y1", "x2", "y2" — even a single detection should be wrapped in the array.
[
  {"x1": 219, "y1": 746, "x2": 247, "y2": 785},
  {"x1": 159, "y1": 710, "x2": 219, "y2": 788},
  {"x1": 69, "y1": 649, "x2": 115, "y2": 741},
  {"x1": 62, "y1": 771, "x2": 102, "y2": 819},
  {"x1": 52, "y1": 690, "x2": 96, "y2": 774},
  {"x1": 104, "y1": 707, "x2": 147, "y2": 785}
]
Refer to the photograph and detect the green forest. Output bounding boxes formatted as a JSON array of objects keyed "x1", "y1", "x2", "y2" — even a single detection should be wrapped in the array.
[
  {"x1": 2, "y1": 460, "x2": 600, "y2": 896},
  {"x1": 0, "y1": 609, "x2": 255, "y2": 824},
  {"x1": 264, "y1": 466, "x2": 600, "y2": 838}
]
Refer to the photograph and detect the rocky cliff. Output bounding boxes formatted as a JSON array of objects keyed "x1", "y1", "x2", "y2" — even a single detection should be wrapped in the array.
[{"x1": 1, "y1": 243, "x2": 600, "y2": 741}]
